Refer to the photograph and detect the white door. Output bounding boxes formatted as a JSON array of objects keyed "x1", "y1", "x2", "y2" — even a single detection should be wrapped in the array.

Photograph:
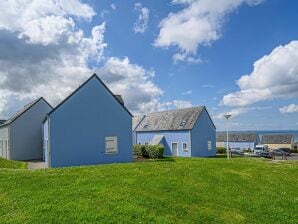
[{"x1": 172, "y1": 142, "x2": 178, "y2": 156}]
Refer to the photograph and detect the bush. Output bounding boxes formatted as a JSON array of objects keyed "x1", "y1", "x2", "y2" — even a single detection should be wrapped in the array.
[
  {"x1": 217, "y1": 147, "x2": 226, "y2": 154},
  {"x1": 291, "y1": 148, "x2": 298, "y2": 153},
  {"x1": 145, "y1": 145, "x2": 164, "y2": 159},
  {"x1": 133, "y1": 144, "x2": 144, "y2": 157}
]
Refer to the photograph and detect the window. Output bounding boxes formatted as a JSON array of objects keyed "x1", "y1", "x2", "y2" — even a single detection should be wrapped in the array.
[
  {"x1": 145, "y1": 142, "x2": 149, "y2": 145},
  {"x1": 208, "y1": 141, "x2": 212, "y2": 151},
  {"x1": 242, "y1": 138, "x2": 246, "y2": 141},
  {"x1": 105, "y1": 137, "x2": 118, "y2": 154},
  {"x1": 182, "y1": 142, "x2": 188, "y2": 152},
  {"x1": 180, "y1": 121, "x2": 186, "y2": 127},
  {"x1": 282, "y1": 140, "x2": 287, "y2": 144},
  {"x1": 138, "y1": 142, "x2": 142, "y2": 145}
]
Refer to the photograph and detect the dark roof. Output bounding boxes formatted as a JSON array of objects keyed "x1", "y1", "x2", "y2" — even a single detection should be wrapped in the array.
[
  {"x1": 217, "y1": 132, "x2": 258, "y2": 142},
  {"x1": 132, "y1": 115, "x2": 145, "y2": 131},
  {"x1": 135, "y1": 106, "x2": 211, "y2": 132},
  {"x1": 261, "y1": 134, "x2": 293, "y2": 144},
  {"x1": 47, "y1": 74, "x2": 132, "y2": 117},
  {"x1": 0, "y1": 97, "x2": 52, "y2": 128}
]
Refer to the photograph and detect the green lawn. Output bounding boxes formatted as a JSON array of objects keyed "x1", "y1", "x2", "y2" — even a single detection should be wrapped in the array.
[
  {"x1": 0, "y1": 158, "x2": 27, "y2": 169},
  {"x1": 0, "y1": 157, "x2": 297, "y2": 223}
]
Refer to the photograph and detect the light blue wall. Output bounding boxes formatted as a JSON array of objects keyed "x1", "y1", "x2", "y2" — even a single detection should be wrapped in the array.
[
  {"x1": 47, "y1": 77, "x2": 132, "y2": 168},
  {"x1": 191, "y1": 108, "x2": 216, "y2": 157},
  {"x1": 43, "y1": 118, "x2": 49, "y2": 166},
  {"x1": 223, "y1": 142, "x2": 256, "y2": 149},
  {"x1": 136, "y1": 130, "x2": 191, "y2": 157},
  {"x1": 10, "y1": 99, "x2": 52, "y2": 160}
]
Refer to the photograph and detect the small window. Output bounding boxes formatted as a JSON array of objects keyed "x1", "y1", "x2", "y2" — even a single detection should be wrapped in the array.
[
  {"x1": 282, "y1": 140, "x2": 287, "y2": 144},
  {"x1": 242, "y1": 138, "x2": 246, "y2": 141},
  {"x1": 208, "y1": 141, "x2": 212, "y2": 151},
  {"x1": 105, "y1": 137, "x2": 118, "y2": 154},
  {"x1": 182, "y1": 142, "x2": 188, "y2": 152},
  {"x1": 138, "y1": 142, "x2": 142, "y2": 145},
  {"x1": 143, "y1": 124, "x2": 148, "y2": 129},
  {"x1": 180, "y1": 121, "x2": 186, "y2": 127},
  {"x1": 145, "y1": 142, "x2": 149, "y2": 145}
]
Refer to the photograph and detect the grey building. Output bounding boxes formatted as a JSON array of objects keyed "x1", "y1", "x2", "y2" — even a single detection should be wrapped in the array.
[
  {"x1": 0, "y1": 98, "x2": 52, "y2": 160},
  {"x1": 261, "y1": 134, "x2": 294, "y2": 149},
  {"x1": 216, "y1": 132, "x2": 259, "y2": 150}
]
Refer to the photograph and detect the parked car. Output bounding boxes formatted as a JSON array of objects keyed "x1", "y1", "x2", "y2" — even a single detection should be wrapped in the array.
[
  {"x1": 278, "y1": 148, "x2": 291, "y2": 155},
  {"x1": 254, "y1": 145, "x2": 268, "y2": 154},
  {"x1": 230, "y1": 148, "x2": 244, "y2": 154},
  {"x1": 259, "y1": 151, "x2": 272, "y2": 159},
  {"x1": 272, "y1": 149, "x2": 290, "y2": 156}
]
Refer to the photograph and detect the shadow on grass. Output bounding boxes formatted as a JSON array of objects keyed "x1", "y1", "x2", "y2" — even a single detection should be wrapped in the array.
[{"x1": 134, "y1": 156, "x2": 176, "y2": 163}]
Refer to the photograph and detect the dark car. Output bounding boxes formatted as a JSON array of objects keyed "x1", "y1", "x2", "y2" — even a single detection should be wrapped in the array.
[
  {"x1": 278, "y1": 148, "x2": 291, "y2": 155},
  {"x1": 260, "y1": 152, "x2": 272, "y2": 159},
  {"x1": 272, "y1": 149, "x2": 290, "y2": 156}
]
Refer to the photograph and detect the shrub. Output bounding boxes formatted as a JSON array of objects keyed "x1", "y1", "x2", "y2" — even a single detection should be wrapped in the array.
[
  {"x1": 145, "y1": 145, "x2": 164, "y2": 159},
  {"x1": 217, "y1": 147, "x2": 226, "y2": 154},
  {"x1": 133, "y1": 144, "x2": 144, "y2": 157},
  {"x1": 291, "y1": 148, "x2": 298, "y2": 153}
]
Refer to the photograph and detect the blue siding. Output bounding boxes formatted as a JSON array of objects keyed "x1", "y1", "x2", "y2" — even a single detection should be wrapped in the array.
[
  {"x1": 223, "y1": 142, "x2": 256, "y2": 150},
  {"x1": 191, "y1": 108, "x2": 216, "y2": 157},
  {"x1": 136, "y1": 130, "x2": 191, "y2": 157},
  {"x1": 48, "y1": 76, "x2": 132, "y2": 168}
]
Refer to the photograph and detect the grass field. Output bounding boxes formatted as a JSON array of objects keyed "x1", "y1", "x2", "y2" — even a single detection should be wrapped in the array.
[
  {"x1": 0, "y1": 157, "x2": 297, "y2": 223},
  {"x1": 0, "y1": 158, "x2": 27, "y2": 169}
]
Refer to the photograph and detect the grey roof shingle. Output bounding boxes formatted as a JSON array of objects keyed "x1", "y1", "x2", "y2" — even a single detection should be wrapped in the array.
[
  {"x1": 134, "y1": 107, "x2": 205, "y2": 132},
  {"x1": 216, "y1": 132, "x2": 258, "y2": 142},
  {"x1": 132, "y1": 115, "x2": 145, "y2": 131},
  {"x1": 261, "y1": 134, "x2": 293, "y2": 144}
]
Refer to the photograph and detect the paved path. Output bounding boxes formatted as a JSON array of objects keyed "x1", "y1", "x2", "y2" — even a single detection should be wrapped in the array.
[{"x1": 27, "y1": 161, "x2": 45, "y2": 169}]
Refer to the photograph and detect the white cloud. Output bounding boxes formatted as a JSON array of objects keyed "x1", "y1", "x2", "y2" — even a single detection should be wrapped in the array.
[
  {"x1": 182, "y1": 90, "x2": 192, "y2": 95},
  {"x1": 134, "y1": 3, "x2": 150, "y2": 34},
  {"x1": 0, "y1": 0, "x2": 106, "y2": 117},
  {"x1": 222, "y1": 41, "x2": 298, "y2": 106},
  {"x1": 279, "y1": 104, "x2": 298, "y2": 114},
  {"x1": 96, "y1": 57, "x2": 193, "y2": 115},
  {"x1": 111, "y1": 3, "x2": 117, "y2": 10},
  {"x1": 173, "y1": 52, "x2": 202, "y2": 64},
  {"x1": 154, "y1": 0, "x2": 264, "y2": 62},
  {"x1": 213, "y1": 106, "x2": 271, "y2": 120}
]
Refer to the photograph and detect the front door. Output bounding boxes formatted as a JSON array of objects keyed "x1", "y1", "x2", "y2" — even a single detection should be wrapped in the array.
[{"x1": 172, "y1": 142, "x2": 178, "y2": 156}]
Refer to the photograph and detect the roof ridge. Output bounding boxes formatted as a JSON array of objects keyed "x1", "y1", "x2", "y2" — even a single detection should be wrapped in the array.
[{"x1": 145, "y1": 106, "x2": 204, "y2": 115}]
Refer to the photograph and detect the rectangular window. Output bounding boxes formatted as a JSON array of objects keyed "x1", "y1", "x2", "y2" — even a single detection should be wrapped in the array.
[
  {"x1": 208, "y1": 141, "x2": 212, "y2": 151},
  {"x1": 145, "y1": 142, "x2": 149, "y2": 145},
  {"x1": 138, "y1": 141, "x2": 142, "y2": 145},
  {"x1": 182, "y1": 142, "x2": 188, "y2": 152},
  {"x1": 105, "y1": 137, "x2": 118, "y2": 154}
]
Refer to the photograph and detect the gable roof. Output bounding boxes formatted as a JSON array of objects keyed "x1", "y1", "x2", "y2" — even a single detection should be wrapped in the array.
[
  {"x1": 47, "y1": 74, "x2": 132, "y2": 117},
  {"x1": 135, "y1": 106, "x2": 208, "y2": 132},
  {"x1": 0, "y1": 97, "x2": 52, "y2": 128},
  {"x1": 149, "y1": 135, "x2": 164, "y2": 145},
  {"x1": 217, "y1": 132, "x2": 258, "y2": 142},
  {"x1": 132, "y1": 115, "x2": 145, "y2": 131},
  {"x1": 261, "y1": 134, "x2": 293, "y2": 144}
]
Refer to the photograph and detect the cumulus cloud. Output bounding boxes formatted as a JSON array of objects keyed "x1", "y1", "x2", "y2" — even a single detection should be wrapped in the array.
[
  {"x1": 213, "y1": 106, "x2": 271, "y2": 119},
  {"x1": 222, "y1": 41, "x2": 298, "y2": 106},
  {"x1": 154, "y1": 0, "x2": 264, "y2": 62},
  {"x1": 279, "y1": 104, "x2": 298, "y2": 114},
  {"x1": 0, "y1": 0, "x2": 106, "y2": 117},
  {"x1": 96, "y1": 57, "x2": 193, "y2": 115},
  {"x1": 182, "y1": 90, "x2": 192, "y2": 95},
  {"x1": 134, "y1": 3, "x2": 150, "y2": 34}
]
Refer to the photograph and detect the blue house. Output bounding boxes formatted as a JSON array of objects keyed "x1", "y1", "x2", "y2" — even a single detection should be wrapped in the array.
[
  {"x1": 0, "y1": 98, "x2": 52, "y2": 160},
  {"x1": 216, "y1": 132, "x2": 259, "y2": 150},
  {"x1": 43, "y1": 74, "x2": 133, "y2": 168},
  {"x1": 133, "y1": 107, "x2": 216, "y2": 157}
]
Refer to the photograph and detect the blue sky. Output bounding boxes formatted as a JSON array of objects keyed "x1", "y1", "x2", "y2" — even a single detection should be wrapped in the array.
[{"x1": 0, "y1": 0, "x2": 297, "y2": 131}]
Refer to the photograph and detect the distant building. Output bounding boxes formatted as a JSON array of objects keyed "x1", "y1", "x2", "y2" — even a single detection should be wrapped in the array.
[
  {"x1": 133, "y1": 107, "x2": 216, "y2": 157},
  {"x1": 261, "y1": 134, "x2": 294, "y2": 150},
  {"x1": 216, "y1": 132, "x2": 259, "y2": 150},
  {"x1": 0, "y1": 98, "x2": 52, "y2": 160},
  {"x1": 43, "y1": 74, "x2": 133, "y2": 168}
]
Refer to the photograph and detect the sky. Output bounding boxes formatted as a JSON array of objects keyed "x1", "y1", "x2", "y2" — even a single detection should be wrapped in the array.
[{"x1": 0, "y1": 0, "x2": 297, "y2": 131}]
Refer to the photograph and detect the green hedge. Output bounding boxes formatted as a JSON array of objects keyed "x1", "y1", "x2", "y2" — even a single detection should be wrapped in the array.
[
  {"x1": 216, "y1": 147, "x2": 226, "y2": 154},
  {"x1": 133, "y1": 144, "x2": 164, "y2": 158}
]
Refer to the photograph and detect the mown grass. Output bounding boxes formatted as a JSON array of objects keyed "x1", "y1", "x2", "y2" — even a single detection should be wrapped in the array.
[
  {"x1": 0, "y1": 158, "x2": 27, "y2": 169},
  {"x1": 0, "y1": 157, "x2": 297, "y2": 223}
]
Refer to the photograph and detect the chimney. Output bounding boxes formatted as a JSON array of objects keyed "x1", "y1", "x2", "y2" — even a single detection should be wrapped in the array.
[{"x1": 114, "y1": 95, "x2": 124, "y2": 105}]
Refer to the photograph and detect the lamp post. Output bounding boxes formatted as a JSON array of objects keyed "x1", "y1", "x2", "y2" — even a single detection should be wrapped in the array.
[{"x1": 224, "y1": 114, "x2": 232, "y2": 159}]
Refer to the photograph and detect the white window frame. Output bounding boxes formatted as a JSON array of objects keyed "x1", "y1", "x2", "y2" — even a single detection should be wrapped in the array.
[
  {"x1": 182, "y1": 142, "x2": 188, "y2": 152},
  {"x1": 208, "y1": 141, "x2": 212, "y2": 151},
  {"x1": 105, "y1": 136, "x2": 118, "y2": 155}
]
